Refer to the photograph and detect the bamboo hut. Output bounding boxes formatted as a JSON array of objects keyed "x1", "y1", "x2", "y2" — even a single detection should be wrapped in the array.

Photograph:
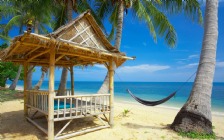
[{"x1": 0, "y1": 11, "x2": 133, "y2": 140}]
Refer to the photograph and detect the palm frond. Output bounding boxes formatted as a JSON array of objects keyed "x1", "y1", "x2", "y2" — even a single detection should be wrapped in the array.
[
  {"x1": 143, "y1": 0, "x2": 176, "y2": 47},
  {"x1": 95, "y1": 0, "x2": 113, "y2": 20},
  {"x1": 3, "y1": 15, "x2": 23, "y2": 35},
  {"x1": 132, "y1": 0, "x2": 157, "y2": 42},
  {"x1": 0, "y1": 4, "x2": 20, "y2": 19},
  {"x1": 107, "y1": 26, "x2": 115, "y2": 41},
  {"x1": 155, "y1": 0, "x2": 203, "y2": 24},
  {"x1": 52, "y1": 3, "x2": 67, "y2": 31},
  {"x1": 0, "y1": 34, "x2": 11, "y2": 42},
  {"x1": 77, "y1": 0, "x2": 107, "y2": 33}
]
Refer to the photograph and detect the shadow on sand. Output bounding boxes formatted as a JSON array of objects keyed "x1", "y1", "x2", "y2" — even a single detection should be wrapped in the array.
[
  {"x1": 0, "y1": 109, "x2": 103, "y2": 139},
  {"x1": 0, "y1": 110, "x2": 46, "y2": 139},
  {"x1": 122, "y1": 122, "x2": 168, "y2": 130}
]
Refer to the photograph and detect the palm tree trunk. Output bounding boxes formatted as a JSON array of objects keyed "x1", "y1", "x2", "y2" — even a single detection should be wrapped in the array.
[
  {"x1": 9, "y1": 24, "x2": 24, "y2": 90},
  {"x1": 27, "y1": 68, "x2": 33, "y2": 90},
  {"x1": 97, "y1": 1, "x2": 124, "y2": 94},
  {"x1": 33, "y1": 20, "x2": 49, "y2": 90},
  {"x1": 171, "y1": 0, "x2": 218, "y2": 134},
  {"x1": 33, "y1": 72, "x2": 44, "y2": 90},
  {"x1": 9, "y1": 65, "x2": 22, "y2": 90},
  {"x1": 57, "y1": 0, "x2": 73, "y2": 95},
  {"x1": 114, "y1": 0, "x2": 124, "y2": 50},
  {"x1": 67, "y1": 0, "x2": 73, "y2": 22},
  {"x1": 33, "y1": 67, "x2": 48, "y2": 90},
  {"x1": 27, "y1": 20, "x2": 39, "y2": 90}
]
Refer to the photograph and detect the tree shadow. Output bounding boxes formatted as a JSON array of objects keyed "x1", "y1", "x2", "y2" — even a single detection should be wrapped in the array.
[
  {"x1": 0, "y1": 110, "x2": 46, "y2": 140},
  {"x1": 0, "y1": 109, "x2": 105, "y2": 139},
  {"x1": 122, "y1": 122, "x2": 168, "y2": 130}
]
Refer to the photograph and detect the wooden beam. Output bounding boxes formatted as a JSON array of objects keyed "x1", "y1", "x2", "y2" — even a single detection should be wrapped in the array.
[
  {"x1": 57, "y1": 52, "x2": 107, "y2": 62},
  {"x1": 55, "y1": 54, "x2": 65, "y2": 62},
  {"x1": 26, "y1": 117, "x2": 48, "y2": 134},
  {"x1": 22, "y1": 42, "x2": 45, "y2": 48},
  {"x1": 24, "y1": 62, "x2": 28, "y2": 116},
  {"x1": 24, "y1": 45, "x2": 42, "y2": 57},
  {"x1": 59, "y1": 38, "x2": 133, "y2": 60},
  {"x1": 70, "y1": 66, "x2": 74, "y2": 95},
  {"x1": 27, "y1": 49, "x2": 50, "y2": 62},
  {"x1": 48, "y1": 46, "x2": 55, "y2": 140},
  {"x1": 55, "y1": 119, "x2": 73, "y2": 137},
  {"x1": 54, "y1": 125, "x2": 109, "y2": 140},
  {"x1": 6, "y1": 41, "x2": 21, "y2": 58},
  {"x1": 109, "y1": 60, "x2": 114, "y2": 127}
]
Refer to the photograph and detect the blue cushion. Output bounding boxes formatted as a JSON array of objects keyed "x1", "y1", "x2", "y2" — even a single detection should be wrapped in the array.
[{"x1": 54, "y1": 100, "x2": 74, "y2": 110}]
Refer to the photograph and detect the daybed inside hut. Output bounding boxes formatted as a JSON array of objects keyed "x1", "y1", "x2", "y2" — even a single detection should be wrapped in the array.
[{"x1": 0, "y1": 11, "x2": 133, "y2": 140}]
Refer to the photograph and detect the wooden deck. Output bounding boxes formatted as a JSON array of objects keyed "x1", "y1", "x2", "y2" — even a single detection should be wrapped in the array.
[{"x1": 26, "y1": 90, "x2": 111, "y2": 139}]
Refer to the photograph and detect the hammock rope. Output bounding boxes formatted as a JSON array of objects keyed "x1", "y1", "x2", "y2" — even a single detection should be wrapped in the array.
[
  {"x1": 114, "y1": 71, "x2": 196, "y2": 106},
  {"x1": 127, "y1": 89, "x2": 176, "y2": 106}
]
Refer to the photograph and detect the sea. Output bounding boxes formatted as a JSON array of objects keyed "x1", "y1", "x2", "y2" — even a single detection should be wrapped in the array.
[{"x1": 8, "y1": 81, "x2": 224, "y2": 114}]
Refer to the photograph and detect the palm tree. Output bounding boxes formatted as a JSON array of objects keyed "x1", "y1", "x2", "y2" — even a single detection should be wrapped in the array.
[
  {"x1": 56, "y1": 0, "x2": 75, "y2": 95},
  {"x1": 0, "y1": 0, "x2": 52, "y2": 90},
  {"x1": 56, "y1": 0, "x2": 104, "y2": 95},
  {"x1": 171, "y1": 0, "x2": 218, "y2": 134},
  {"x1": 96, "y1": 0, "x2": 202, "y2": 94},
  {"x1": 1, "y1": 2, "x2": 29, "y2": 90}
]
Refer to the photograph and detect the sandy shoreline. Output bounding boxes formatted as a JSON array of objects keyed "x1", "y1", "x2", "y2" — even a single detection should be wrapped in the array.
[{"x1": 0, "y1": 99, "x2": 223, "y2": 140}]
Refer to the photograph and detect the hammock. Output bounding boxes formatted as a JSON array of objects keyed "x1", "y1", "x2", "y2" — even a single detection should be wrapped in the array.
[{"x1": 127, "y1": 89, "x2": 176, "y2": 106}]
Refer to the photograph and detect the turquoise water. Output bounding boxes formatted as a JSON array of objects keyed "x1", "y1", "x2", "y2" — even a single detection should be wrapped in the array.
[{"x1": 9, "y1": 81, "x2": 224, "y2": 113}]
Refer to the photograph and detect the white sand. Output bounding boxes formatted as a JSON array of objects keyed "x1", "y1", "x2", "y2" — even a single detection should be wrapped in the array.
[{"x1": 0, "y1": 99, "x2": 223, "y2": 140}]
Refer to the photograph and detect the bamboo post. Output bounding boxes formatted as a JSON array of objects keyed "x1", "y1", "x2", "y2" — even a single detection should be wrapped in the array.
[
  {"x1": 48, "y1": 46, "x2": 55, "y2": 140},
  {"x1": 109, "y1": 60, "x2": 114, "y2": 126},
  {"x1": 70, "y1": 66, "x2": 74, "y2": 95},
  {"x1": 24, "y1": 63, "x2": 28, "y2": 116}
]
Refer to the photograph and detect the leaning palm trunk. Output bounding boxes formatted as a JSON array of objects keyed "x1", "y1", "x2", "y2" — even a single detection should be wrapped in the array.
[
  {"x1": 33, "y1": 71, "x2": 45, "y2": 90},
  {"x1": 57, "y1": 68, "x2": 68, "y2": 96},
  {"x1": 97, "y1": 1, "x2": 124, "y2": 94},
  {"x1": 34, "y1": 67, "x2": 48, "y2": 90},
  {"x1": 171, "y1": 0, "x2": 218, "y2": 134},
  {"x1": 9, "y1": 65, "x2": 22, "y2": 90},
  {"x1": 57, "y1": 0, "x2": 73, "y2": 95}
]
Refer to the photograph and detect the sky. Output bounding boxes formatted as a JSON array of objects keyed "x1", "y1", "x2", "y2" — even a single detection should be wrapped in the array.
[{"x1": 1, "y1": 1, "x2": 224, "y2": 82}]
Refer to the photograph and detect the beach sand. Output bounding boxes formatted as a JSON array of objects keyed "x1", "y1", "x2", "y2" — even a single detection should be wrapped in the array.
[{"x1": 0, "y1": 99, "x2": 223, "y2": 140}]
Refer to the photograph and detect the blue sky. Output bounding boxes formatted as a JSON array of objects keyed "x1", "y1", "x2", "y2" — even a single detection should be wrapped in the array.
[{"x1": 2, "y1": 1, "x2": 224, "y2": 82}]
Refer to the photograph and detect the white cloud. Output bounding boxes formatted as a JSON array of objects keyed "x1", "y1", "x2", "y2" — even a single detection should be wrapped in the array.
[
  {"x1": 179, "y1": 63, "x2": 198, "y2": 69},
  {"x1": 216, "y1": 61, "x2": 224, "y2": 68},
  {"x1": 188, "y1": 54, "x2": 199, "y2": 59},
  {"x1": 179, "y1": 61, "x2": 224, "y2": 69},
  {"x1": 176, "y1": 54, "x2": 199, "y2": 61},
  {"x1": 117, "y1": 64, "x2": 170, "y2": 73}
]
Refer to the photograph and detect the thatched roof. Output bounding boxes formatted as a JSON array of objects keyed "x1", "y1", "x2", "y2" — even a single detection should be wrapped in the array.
[{"x1": 0, "y1": 11, "x2": 133, "y2": 67}]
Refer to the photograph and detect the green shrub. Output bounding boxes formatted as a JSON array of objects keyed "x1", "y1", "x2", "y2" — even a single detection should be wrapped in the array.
[
  {"x1": 178, "y1": 131, "x2": 216, "y2": 139},
  {"x1": 122, "y1": 109, "x2": 130, "y2": 117}
]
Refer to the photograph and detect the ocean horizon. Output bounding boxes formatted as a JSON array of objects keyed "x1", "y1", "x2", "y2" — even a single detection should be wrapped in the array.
[{"x1": 8, "y1": 80, "x2": 224, "y2": 114}]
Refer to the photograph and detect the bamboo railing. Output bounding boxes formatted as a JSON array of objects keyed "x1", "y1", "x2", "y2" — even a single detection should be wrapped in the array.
[
  {"x1": 54, "y1": 94, "x2": 110, "y2": 121},
  {"x1": 26, "y1": 90, "x2": 110, "y2": 121},
  {"x1": 27, "y1": 90, "x2": 49, "y2": 114}
]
